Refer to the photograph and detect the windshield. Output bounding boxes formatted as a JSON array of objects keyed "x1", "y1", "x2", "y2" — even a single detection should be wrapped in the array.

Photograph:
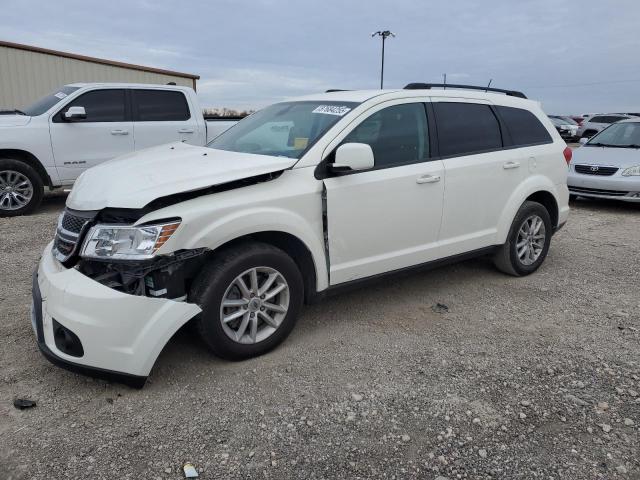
[
  {"x1": 208, "y1": 101, "x2": 359, "y2": 159},
  {"x1": 587, "y1": 122, "x2": 640, "y2": 147},
  {"x1": 21, "y1": 86, "x2": 80, "y2": 116}
]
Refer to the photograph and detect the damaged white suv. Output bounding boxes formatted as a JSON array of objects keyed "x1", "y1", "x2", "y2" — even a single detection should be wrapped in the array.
[{"x1": 32, "y1": 84, "x2": 570, "y2": 387}]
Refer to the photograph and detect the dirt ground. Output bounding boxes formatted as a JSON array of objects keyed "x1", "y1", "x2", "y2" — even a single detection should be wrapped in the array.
[{"x1": 0, "y1": 193, "x2": 639, "y2": 480}]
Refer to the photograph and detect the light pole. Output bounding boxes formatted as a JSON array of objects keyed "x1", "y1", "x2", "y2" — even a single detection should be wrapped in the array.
[{"x1": 371, "y1": 30, "x2": 395, "y2": 89}]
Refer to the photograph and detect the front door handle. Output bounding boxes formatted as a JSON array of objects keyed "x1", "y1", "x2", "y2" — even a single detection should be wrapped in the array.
[
  {"x1": 178, "y1": 128, "x2": 195, "y2": 134},
  {"x1": 503, "y1": 161, "x2": 520, "y2": 170},
  {"x1": 416, "y1": 174, "x2": 441, "y2": 184},
  {"x1": 111, "y1": 129, "x2": 129, "y2": 135}
]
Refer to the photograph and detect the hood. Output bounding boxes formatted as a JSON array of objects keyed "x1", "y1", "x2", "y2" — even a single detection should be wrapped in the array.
[
  {"x1": 0, "y1": 114, "x2": 31, "y2": 127},
  {"x1": 67, "y1": 142, "x2": 297, "y2": 210},
  {"x1": 571, "y1": 145, "x2": 640, "y2": 169}
]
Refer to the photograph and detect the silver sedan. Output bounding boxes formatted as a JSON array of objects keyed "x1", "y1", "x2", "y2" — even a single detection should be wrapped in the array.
[{"x1": 568, "y1": 119, "x2": 640, "y2": 202}]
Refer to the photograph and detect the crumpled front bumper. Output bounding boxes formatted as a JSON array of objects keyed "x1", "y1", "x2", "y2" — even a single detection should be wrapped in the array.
[{"x1": 32, "y1": 243, "x2": 202, "y2": 387}]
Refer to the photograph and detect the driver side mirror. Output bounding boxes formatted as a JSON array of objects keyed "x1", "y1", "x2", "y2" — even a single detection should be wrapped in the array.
[
  {"x1": 329, "y1": 143, "x2": 375, "y2": 174},
  {"x1": 64, "y1": 106, "x2": 87, "y2": 121},
  {"x1": 579, "y1": 137, "x2": 588, "y2": 145}
]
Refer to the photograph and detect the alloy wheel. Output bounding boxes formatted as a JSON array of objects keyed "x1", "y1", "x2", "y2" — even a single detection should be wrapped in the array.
[
  {"x1": 516, "y1": 214, "x2": 546, "y2": 266},
  {"x1": 0, "y1": 170, "x2": 34, "y2": 211},
  {"x1": 219, "y1": 267, "x2": 290, "y2": 344}
]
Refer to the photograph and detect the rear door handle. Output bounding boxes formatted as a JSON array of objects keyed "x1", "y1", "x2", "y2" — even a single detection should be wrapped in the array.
[
  {"x1": 503, "y1": 161, "x2": 520, "y2": 170},
  {"x1": 178, "y1": 128, "x2": 195, "y2": 134},
  {"x1": 111, "y1": 129, "x2": 129, "y2": 135},
  {"x1": 416, "y1": 174, "x2": 441, "y2": 184}
]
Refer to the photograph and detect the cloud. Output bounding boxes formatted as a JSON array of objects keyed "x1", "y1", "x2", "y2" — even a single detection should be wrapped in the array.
[{"x1": 1, "y1": 0, "x2": 640, "y2": 112}]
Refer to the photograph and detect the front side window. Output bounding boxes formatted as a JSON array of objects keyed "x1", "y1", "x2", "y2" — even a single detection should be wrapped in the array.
[
  {"x1": 587, "y1": 122, "x2": 640, "y2": 147},
  {"x1": 208, "y1": 101, "x2": 359, "y2": 159},
  {"x1": 497, "y1": 106, "x2": 552, "y2": 146},
  {"x1": 434, "y1": 102, "x2": 502, "y2": 157},
  {"x1": 133, "y1": 90, "x2": 190, "y2": 121},
  {"x1": 342, "y1": 103, "x2": 429, "y2": 167},
  {"x1": 21, "y1": 86, "x2": 80, "y2": 116},
  {"x1": 59, "y1": 89, "x2": 126, "y2": 122}
]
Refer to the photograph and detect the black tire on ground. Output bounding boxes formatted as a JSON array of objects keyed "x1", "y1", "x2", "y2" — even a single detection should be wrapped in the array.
[
  {"x1": 189, "y1": 242, "x2": 304, "y2": 360},
  {"x1": 0, "y1": 158, "x2": 44, "y2": 217},
  {"x1": 493, "y1": 201, "x2": 553, "y2": 277}
]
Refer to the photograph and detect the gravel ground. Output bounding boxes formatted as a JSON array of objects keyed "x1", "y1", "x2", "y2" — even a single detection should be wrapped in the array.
[{"x1": 1, "y1": 193, "x2": 639, "y2": 480}]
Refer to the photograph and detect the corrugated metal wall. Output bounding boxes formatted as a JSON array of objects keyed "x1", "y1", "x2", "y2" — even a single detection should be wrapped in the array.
[{"x1": 0, "y1": 45, "x2": 195, "y2": 109}]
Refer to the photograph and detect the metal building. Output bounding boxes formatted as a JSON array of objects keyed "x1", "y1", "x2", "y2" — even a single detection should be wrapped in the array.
[{"x1": 0, "y1": 40, "x2": 199, "y2": 109}]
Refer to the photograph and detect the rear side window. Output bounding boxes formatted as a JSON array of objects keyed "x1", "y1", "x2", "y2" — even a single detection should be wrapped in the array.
[
  {"x1": 496, "y1": 106, "x2": 552, "y2": 146},
  {"x1": 342, "y1": 103, "x2": 429, "y2": 167},
  {"x1": 60, "y1": 89, "x2": 126, "y2": 122},
  {"x1": 433, "y1": 102, "x2": 502, "y2": 157},
  {"x1": 133, "y1": 90, "x2": 190, "y2": 121}
]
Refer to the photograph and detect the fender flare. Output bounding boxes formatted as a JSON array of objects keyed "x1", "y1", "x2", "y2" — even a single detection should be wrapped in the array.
[{"x1": 496, "y1": 176, "x2": 560, "y2": 244}]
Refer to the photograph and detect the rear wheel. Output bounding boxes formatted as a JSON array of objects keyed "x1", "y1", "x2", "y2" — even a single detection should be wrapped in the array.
[
  {"x1": 493, "y1": 201, "x2": 552, "y2": 276},
  {"x1": 0, "y1": 159, "x2": 43, "y2": 217},
  {"x1": 190, "y1": 242, "x2": 303, "y2": 360}
]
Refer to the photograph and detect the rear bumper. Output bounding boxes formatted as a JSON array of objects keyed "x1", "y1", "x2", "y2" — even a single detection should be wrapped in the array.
[{"x1": 31, "y1": 243, "x2": 201, "y2": 385}]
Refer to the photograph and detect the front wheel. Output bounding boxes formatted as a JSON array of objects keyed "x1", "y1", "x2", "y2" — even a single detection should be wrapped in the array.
[
  {"x1": 190, "y1": 242, "x2": 304, "y2": 360},
  {"x1": 0, "y1": 159, "x2": 44, "y2": 217},
  {"x1": 493, "y1": 201, "x2": 553, "y2": 277}
]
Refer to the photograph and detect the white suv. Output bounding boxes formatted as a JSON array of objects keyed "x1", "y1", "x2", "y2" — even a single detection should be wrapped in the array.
[{"x1": 32, "y1": 84, "x2": 570, "y2": 387}]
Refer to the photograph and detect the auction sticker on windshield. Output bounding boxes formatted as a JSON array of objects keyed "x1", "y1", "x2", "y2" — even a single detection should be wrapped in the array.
[
  {"x1": 54, "y1": 92, "x2": 68, "y2": 99},
  {"x1": 312, "y1": 105, "x2": 352, "y2": 116}
]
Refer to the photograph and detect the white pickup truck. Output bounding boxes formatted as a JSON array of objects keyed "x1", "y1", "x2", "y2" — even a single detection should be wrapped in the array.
[{"x1": 0, "y1": 83, "x2": 237, "y2": 216}]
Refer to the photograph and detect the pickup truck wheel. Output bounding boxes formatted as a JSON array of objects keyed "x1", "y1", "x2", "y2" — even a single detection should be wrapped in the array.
[
  {"x1": 0, "y1": 159, "x2": 44, "y2": 217},
  {"x1": 190, "y1": 242, "x2": 303, "y2": 360},
  {"x1": 493, "y1": 201, "x2": 552, "y2": 277}
]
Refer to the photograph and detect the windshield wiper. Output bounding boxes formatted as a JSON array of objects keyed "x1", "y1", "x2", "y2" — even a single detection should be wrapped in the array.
[
  {"x1": 0, "y1": 109, "x2": 26, "y2": 115},
  {"x1": 617, "y1": 144, "x2": 640, "y2": 149},
  {"x1": 586, "y1": 142, "x2": 612, "y2": 147}
]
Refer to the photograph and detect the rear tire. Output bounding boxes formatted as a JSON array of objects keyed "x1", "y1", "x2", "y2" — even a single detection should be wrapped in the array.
[
  {"x1": 493, "y1": 201, "x2": 552, "y2": 277},
  {"x1": 189, "y1": 242, "x2": 304, "y2": 360},
  {"x1": 0, "y1": 158, "x2": 44, "y2": 217}
]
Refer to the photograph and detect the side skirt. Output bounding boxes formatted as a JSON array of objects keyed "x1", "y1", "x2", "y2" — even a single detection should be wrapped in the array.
[{"x1": 309, "y1": 245, "x2": 499, "y2": 302}]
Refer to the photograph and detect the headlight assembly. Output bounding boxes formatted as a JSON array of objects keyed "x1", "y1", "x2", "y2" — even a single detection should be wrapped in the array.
[
  {"x1": 621, "y1": 165, "x2": 640, "y2": 176},
  {"x1": 81, "y1": 220, "x2": 180, "y2": 260}
]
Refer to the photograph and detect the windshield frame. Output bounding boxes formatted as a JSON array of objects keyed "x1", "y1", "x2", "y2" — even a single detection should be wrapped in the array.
[
  {"x1": 21, "y1": 86, "x2": 80, "y2": 117},
  {"x1": 207, "y1": 100, "x2": 361, "y2": 160}
]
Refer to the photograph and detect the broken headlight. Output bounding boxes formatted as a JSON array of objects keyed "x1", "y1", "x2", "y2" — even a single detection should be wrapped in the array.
[{"x1": 80, "y1": 221, "x2": 180, "y2": 260}]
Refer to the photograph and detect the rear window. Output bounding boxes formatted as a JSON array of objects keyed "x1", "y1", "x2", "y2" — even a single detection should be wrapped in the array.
[
  {"x1": 133, "y1": 90, "x2": 190, "y2": 121},
  {"x1": 497, "y1": 106, "x2": 552, "y2": 146},
  {"x1": 590, "y1": 115, "x2": 625, "y2": 124},
  {"x1": 433, "y1": 102, "x2": 502, "y2": 157}
]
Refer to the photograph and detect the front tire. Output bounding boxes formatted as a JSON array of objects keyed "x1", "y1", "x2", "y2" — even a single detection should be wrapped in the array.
[
  {"x1": 0, "y1": 158, "x2": 44, "y2": 217},
  {"x1": 493, "y1": 201, "x2": 552, "y2": 277},
  {"x1": 189, "y1": 242, "x2": 304, "y2": 360}
]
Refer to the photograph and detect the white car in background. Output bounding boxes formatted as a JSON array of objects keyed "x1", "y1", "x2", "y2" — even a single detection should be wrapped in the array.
[
  {"x1": 568, "y1": 119, "x2": 640, "y2": 202},
  {"x1": 32, "y1": 84, "x2": 570, "y2": 387},
  {"x1": 576, "y1": 113, "x2": 634, "y2": 139},
  {"x1": 0, "y1": 83, "x2": 237, "y2": 216}
]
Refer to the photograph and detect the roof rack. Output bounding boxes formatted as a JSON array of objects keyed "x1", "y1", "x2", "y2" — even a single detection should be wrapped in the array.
[
  {"x1": 325, "y1": 89, "x2": 350, "y2": 93},
  {"x1": 403, "y1": 83, "x2": 527, "y2": 99}
]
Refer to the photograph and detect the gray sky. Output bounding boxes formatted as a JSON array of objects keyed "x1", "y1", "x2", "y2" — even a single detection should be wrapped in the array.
[{"x1": 2, "y1": 0, "x2": 640, "y2": 114}]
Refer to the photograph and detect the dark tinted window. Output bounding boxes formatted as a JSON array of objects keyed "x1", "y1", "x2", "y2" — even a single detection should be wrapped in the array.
[
  {"x1": 433, "y1": 102, "x2": 502, "y2": 157},
  {"x1": 497, "y1": 106, "x2": 552, "y2": 146},
  {"x1": 133, "y1": 90, "x2": 190, "y2": 121},
  {"x1": 342, "y1": 103, "x2": 428, "y2": 167},
  {"x1": 590, "y1": 115, "x2": 625, "y2": 124},
  {"x1": 61, "y1": 89, "x2": 126, "y2": 122}
]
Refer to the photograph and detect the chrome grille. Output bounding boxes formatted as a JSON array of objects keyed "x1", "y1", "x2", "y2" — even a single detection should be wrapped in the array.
[
  {"x1": 574, "y1": 164, "x2": 618, "y2": 176},
  {"x1": 52, "y1": 209, "x2": 96, "y2": 263}
]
